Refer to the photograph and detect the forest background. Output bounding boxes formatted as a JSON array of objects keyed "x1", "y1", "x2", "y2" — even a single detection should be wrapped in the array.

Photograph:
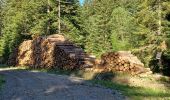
[{"x1": 0, "y1": 0, "x2": 170, "y2": 75}]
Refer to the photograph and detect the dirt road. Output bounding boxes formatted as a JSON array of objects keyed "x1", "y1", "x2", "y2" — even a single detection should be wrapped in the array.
[{"x1": 0, "y1": 68, "x2": 126, "y2": 100}]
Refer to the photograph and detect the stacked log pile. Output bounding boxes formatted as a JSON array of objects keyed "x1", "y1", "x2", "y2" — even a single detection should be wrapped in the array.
[
  {"x1": 8, "y1": 34, "x2": 147, "y2": 75},
  {"x1": 9, "y1": 34, "x2": 94, "y2": 69},
  {"x1": 101, "y1": 51, "x2": 147, "y2": 75},
  {"x1": 54, "y1": 45, "x2": 83, "y2": 69},
  {"x1": 17, "y1": 40, "x2": 34, "y2": 66}
]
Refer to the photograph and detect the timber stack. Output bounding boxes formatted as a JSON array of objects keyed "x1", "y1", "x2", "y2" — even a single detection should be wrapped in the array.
[
  {"x1": 101, "y1": 51, "x2": 147, "y2": 75},
  {"x1": 8, "y1": 34, "x2": 94, "y2": 69}
]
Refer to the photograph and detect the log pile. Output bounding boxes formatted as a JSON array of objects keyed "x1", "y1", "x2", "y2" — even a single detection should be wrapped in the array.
[
  {"x1": 9, "y1": 34, "x2": 94, "y2": 69},
  {"x1": 17, "y1": 40, "x2": 34, "y2": 67},
  {"x1": 8, "y1": 34, "x2": 147, "y2": 75},
  {"x1": 54, "y1": 45, "x2": 84, "y2": 69},
  {"x1": 101, "y1": 51, "x2": 146, "y2": 75}
]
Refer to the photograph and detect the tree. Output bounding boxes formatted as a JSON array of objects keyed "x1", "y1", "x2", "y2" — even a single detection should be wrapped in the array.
[
  {"x1": 0, "y1": 0, "x2": 82, "y2": 60},
  {"x1": 110, "y1": 7, "x2": 137, "y2": 50},
  {"x1": 82, "y1": 0, "x2": 115, "y2": 56},
  {"x1": 0, "y1": 0, "x2": 5, "y2": 36}
]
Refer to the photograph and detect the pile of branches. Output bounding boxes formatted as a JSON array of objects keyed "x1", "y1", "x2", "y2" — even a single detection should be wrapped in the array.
[{"x1": 101, "y1": 51, "x2": 147, "y2": 75}]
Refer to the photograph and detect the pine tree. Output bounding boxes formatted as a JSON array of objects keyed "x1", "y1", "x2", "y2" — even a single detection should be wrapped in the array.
[
  {"x1": 83, "y1": 0, "x2": 114, "y2": 56},
  {"x1": 0, "y1": 0, "x2": 5, "y2": 36},
  {"x1": 81, "y1": 0, "x2": 140, "y2": 56},
  {"x1": 110, "y1": 7, "x2": 137, "y2": 51},
  {"x1": 0, "y1": 0, "x2": 82, "y2": 60}
]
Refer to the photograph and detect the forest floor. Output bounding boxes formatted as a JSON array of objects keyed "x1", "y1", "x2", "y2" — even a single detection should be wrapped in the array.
[
  {"x1": 0, "y1": 67, "x2": 126, "y2": 100},
  {"x1": 0, "y1": 66, "x2": 170, "y2": 100}
]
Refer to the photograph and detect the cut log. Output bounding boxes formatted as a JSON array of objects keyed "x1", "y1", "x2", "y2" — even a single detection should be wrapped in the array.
[
  {"x1": 8, "y1": 34, "x2": 94, "y2": 69},
  {"x1": 101, "y1": 51, "x2": 146, "y2": 75}
]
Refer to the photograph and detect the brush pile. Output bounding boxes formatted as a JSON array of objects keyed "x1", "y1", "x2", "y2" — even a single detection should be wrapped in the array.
[{"x1": 101, "y1": 51, "x2": 146, "y2": 74}]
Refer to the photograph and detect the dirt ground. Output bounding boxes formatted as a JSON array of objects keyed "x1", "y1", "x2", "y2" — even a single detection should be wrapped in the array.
[{"x1": 0, "y1": 68, "x2": 126, "y2": 100}]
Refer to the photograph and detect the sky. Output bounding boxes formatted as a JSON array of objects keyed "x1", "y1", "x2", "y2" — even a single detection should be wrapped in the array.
[{"x1": 79, "y1": 0, "x2": 84, "y2": 5}]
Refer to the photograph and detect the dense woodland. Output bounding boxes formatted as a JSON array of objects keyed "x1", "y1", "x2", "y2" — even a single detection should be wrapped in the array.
[{"x1": 0, "y1": 0, "x2": 170, "y2": 75}]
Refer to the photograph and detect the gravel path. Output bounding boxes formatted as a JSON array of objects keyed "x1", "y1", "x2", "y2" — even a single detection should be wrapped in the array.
[{"x1": 0, "y1": 68, "x2": 126, "y2": 100}]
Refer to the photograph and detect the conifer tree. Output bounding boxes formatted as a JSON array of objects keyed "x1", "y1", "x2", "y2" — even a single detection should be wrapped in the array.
[{"x1": 0, "y1": 0, "x2": 82, "y2": 60}]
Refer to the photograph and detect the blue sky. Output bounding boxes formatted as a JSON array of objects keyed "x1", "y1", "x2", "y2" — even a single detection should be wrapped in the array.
[{"x1": 79, "y1": 0, "x2": 84, "y2": 5}]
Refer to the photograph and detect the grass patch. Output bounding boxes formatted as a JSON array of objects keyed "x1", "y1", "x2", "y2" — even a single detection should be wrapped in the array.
[
  {"x1": 90, "y1": 80, "x2": 170, "y2": 100},
  {"x1": 35, "y1": 68, "x2": 170, "y2": 100}
]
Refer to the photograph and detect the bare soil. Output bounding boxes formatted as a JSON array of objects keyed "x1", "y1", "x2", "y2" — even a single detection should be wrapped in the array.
[{"x1": 0, "y1": 68, "x2": 126, "y2": 100}]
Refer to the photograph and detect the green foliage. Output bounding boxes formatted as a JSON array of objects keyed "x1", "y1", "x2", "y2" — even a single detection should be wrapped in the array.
[
  {"x1": 0, "y1": 0, "x2": 170, "y2": 75},
  {"x1": 161, "y1": 50, "x2": 170, "y2": 76},
  {"x1": 0, "y1": 0, "x2": 82, "y2": 60},
  {"x1": 81, "y1": 0, "x2": 149, "y2": 56},
  {"x1": 82, "y1": 0, "x2": 114, "y2": 56},
  {"x1": 80, "y1": 0, "x2": 170, "y2": 74},
  {"x1": 110, "y1": 7, "x2": 136, "y2": 50}
]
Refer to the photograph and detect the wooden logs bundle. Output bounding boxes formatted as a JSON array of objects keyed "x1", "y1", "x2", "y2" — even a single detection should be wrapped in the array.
[
  {"x1": 101, "y1": 51, "x2": 146, "y2": 75},
  {"x1": 54, "y1": 45, "x2": 83, "y2": 69},
  {"x1": 17, "y1": 40, "x2": 34, "y2": 67},
  {"x1": 15, "y1": 37, "x2": 55, "y2": 68},
  {"x1": 8, "y1": 34, "x2": 93, "y2": 69}
]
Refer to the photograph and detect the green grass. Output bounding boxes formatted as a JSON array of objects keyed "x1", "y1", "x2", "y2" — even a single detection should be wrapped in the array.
[
  {"x1": 25, "y1": 68, "x2": 170, "y2": 99},
  {"x1": 90, "y1": 80, "x2": 170, "y2": 100},
  {"x1": 36, "y1": 68, "x2": 170, "y2": 100}
]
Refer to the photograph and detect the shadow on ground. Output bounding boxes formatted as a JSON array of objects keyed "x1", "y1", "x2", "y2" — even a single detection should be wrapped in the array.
[
  {"x1": 19, "y1": 67, "x2": 170, "y2": 98},
  {"x1": 0, "y1": 68, "x2": 126, "y2": 100},
  {"x1": 0, "y1": 67, "x2": 170, "y2": 100}
]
